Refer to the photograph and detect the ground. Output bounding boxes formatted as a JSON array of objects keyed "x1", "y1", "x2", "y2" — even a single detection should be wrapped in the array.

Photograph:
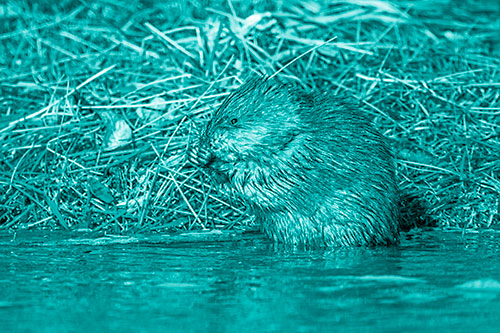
[{"x1": 0, "y1": 0, "x2": 499, "y2": 232}]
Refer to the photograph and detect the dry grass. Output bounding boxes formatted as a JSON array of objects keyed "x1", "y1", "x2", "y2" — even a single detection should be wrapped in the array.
[{"x1": 1, "y1": 0, "x2": 499, "y2": 233}]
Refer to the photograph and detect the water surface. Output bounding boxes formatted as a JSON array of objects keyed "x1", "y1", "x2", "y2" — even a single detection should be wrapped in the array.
[{"x1": 1, "y1": 229, "x2": 500, "y2": 332}]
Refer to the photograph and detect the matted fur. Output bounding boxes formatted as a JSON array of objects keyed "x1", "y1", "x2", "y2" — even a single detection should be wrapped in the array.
[{"x1": 191, "y1": 76, "x2": 400, "y2": 247}]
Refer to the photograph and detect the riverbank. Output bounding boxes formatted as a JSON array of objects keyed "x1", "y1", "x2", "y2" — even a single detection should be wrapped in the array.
[{"x1": 1, "y1": 0, "x2": 499, "y2": 232}]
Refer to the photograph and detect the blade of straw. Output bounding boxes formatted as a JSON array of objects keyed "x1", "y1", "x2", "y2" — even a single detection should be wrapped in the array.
[{"x1": 269, "y1": 36, "x2": 337, "y2": 79}]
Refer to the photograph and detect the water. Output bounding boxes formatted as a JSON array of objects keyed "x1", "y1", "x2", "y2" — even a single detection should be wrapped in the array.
[{"x1": 1, "y1": 229, "x2": 500, "y2": 333}]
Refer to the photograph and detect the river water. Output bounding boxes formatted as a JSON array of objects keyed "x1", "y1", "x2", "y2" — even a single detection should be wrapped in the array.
[{"x1": 1, "y1": 228, "x2": 500, "y2": 332}]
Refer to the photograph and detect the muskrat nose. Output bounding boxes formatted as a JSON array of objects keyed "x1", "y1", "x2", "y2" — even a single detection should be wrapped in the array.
[{"x1": 188, "y1": 145, "x2": 215, "y2": 167}]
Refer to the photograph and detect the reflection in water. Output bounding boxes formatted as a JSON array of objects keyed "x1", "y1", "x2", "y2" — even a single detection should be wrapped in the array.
[{"x1": 0, "y1": 229, "x2": 500, "y2": 332}]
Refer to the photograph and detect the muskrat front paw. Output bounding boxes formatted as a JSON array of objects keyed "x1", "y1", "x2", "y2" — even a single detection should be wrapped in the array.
[{"x1": 187, "y1": 145, "x2": 215, "y2": 167}]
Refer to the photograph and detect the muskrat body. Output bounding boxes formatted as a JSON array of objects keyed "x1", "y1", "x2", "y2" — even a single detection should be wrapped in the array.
[{"x1": 190, "y1": 76, "x2": 400, "y2": 247}]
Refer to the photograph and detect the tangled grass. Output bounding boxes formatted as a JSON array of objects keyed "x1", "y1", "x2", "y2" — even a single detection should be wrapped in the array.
[{"x1": 1, "y1": 0, "x2": 499, "y2": 233}]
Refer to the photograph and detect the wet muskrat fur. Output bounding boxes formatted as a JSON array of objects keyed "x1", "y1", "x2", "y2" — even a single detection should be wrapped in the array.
[{"x1": 190, "y1": 76, "x2": 400, "y2": 247}]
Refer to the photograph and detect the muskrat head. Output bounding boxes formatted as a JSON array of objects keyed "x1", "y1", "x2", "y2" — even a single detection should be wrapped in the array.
[{"x1": 192, "y1": 76, "x2": 303, "y2": 183}]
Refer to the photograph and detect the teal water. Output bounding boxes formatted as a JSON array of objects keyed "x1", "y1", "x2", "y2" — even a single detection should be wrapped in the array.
[{"x1": 1, "y1": 229, "x2": 500, "y2": 333}]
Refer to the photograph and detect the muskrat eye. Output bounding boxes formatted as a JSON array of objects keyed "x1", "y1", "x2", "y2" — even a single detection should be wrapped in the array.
[{"x1": 230, "y1": 118, "x2": 238, "y2": 125}]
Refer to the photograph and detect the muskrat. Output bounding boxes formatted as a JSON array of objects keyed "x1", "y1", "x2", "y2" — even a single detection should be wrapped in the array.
[{"x1": 189, "y1": 76, "x2": 400, "y2": 247}]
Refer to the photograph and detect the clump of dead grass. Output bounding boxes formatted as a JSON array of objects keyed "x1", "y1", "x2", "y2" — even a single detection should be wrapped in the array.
[{"x1": 1, "y1": 0, "x2": 499, "y2": 232}]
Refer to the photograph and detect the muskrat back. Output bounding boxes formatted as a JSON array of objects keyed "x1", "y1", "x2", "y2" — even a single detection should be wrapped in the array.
[{"x1": 190, "y1": 76, "x2": 400, "y2": 247}]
